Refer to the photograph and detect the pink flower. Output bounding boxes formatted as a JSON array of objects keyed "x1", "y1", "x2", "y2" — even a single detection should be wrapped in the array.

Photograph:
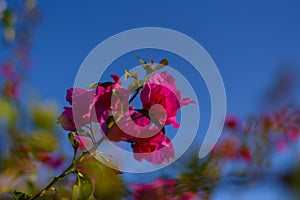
[
  {"x1": 225, "y1": 114, "x2": 239, "y2": 130},
  {"x1": 94, "y1": 75, "x2": 122, "y2": 123},
  {"x1": 1, "y1": 61, "x2": 15, "y2": 78},
  {"x1": 131, "y1": 131, "x2": 174, "y2": 164},
  {"x1": 57, "y1": 107, "x2": 76, "y2": 131},
  {"x1": 276, "y1": 139, "x2": 288, "y2": 152},
  {"x1": 141, "y1": 71, "x2": 196, "y2": 128},
  {"x1": 212, "y1": 136, "x2": 240, "y2": 159},
  {"x1": 238, "y1": 146, "x2": 252, "y2": 163},
  {"x1": 132, "y1": 179, "x2": 202, "y2": 200},
  {"x1": 47, "y1": 155, "x2": 64, "y2": 168},
  {"x1": 58, "y1": 75, "x2": 121, "y2": 131},
  {"x1": 75, "y1": 135, "x2": 93, "y2": 150},
  {"x1": 212, "y1": 136, "x2": 251, "y2": 163},
  {"x1": 132, "y1": 179, "x2": 176, "y2": 200},
  {"x1": 101, "y1": 111, "x2": 175, "y2": 164},
  {"x1": 3, "y1": 80, "x2": 20, "y2": 99},
  {"x1": 37, "y1": 153, "x2": 64, "y2": 168},
  {"x1": 181, "y1": 192, "x2": 203, "y2": 200},
  {"x1": 286, "y1": 129, "x2": 300, "y2": 141},
  {"x1": 66, "y1": 87, "x2": 99, "y2": 127}
]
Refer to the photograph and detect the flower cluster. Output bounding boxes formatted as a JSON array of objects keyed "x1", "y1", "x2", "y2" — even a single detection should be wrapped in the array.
[
  {"x1": 58, "y1": 62, "x2": 195, "y2": 164},
  {"x1": 212, "y1": 108, "x2": 300, "y2": 166}
]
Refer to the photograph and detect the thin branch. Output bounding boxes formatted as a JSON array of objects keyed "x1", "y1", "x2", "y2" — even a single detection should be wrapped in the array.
[
  {"x1": 30, "y1": 123, "x2": 116, "y2": 200},
  {"x1": 129, "y1": 87, "x2": 141, "y2": 104}
]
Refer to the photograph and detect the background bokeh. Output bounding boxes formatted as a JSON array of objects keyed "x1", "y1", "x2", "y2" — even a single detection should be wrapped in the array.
[{"x1": 1, "y1": 0, "x2": 300, "y2": 199}]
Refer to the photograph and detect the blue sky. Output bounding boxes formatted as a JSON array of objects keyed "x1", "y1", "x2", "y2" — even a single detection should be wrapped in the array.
[{"x1": 29, "y1": 0, "x2": 300, "y2": 117}]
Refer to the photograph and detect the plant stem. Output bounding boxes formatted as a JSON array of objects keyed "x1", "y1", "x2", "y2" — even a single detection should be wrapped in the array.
[
  {"x1": 129, "y1": 87, "x2": 141, "y2": 104},
  {"x1": 30, "y1": 136, "x2": 107, "y2": 200}
]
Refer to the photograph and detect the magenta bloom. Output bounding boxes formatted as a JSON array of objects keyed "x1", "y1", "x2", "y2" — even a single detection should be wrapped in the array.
[
  {"x1": 1, "y1": 61, "x2": 15, "y2": 78},
  {"x1": 131, "y1": 179, "x2": 176, "y2": 200},
  {"x1": 132, "y1": 178, "x2": 201, "y2": 200},
  {"x1": 94, "y1": 74, "x2": 122, "y2": 123},
  {"x1": 66, "y1": 87, "x2": 100, "y2": 127},
  {"x1": 58, "y1": 75, "x2": 121, "y2": 131},
  {"x1": 101, "y1": 110, "x2": 175, "y2": 164},
  {"x1": 57, "y1": 107, "x2": 76, "y2": 131},
  {"x1": 141, "y1": 71, "x2": 196, "y2": 128},
  {"x1": 225, "y1": 114, "x2": 239, "y2": 130},
  {"x1": 131, "y1": 131, "x2": 174, "y2": 164}
]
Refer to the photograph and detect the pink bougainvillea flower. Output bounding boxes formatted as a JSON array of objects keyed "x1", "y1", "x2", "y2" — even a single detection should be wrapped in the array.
[
  {"x1": 66, "y1": 87, "x2": 100, "y2": 127},
  {"x1": 141, "y1": 71, "x2": 196, "y2": 128},
  {"x1": 37, "y1": 153, "x2": 64, "y2": 168},
  {"x1": 57, "y1": 107, "x2": 76, "y2": 131},
  {"x1": 180, "y1": 192, "x2": 203, "y2": 200},
  {"x1": 131, "y1": 131, "x2": 174, "y2": 164},
  {"x1": 3, "y1": 80, "x2": 20, "y2": 99},
  {"x1": 1, "y1": 61, "x2": 15, "y2": 78},
  {"x1": 101, "y1": 105, "x2": 162, "y2": 142},
  {"x1": 132, "y1": 178, "x2": 202, "y2": 200},
  {"x1": 211, "y1": 136, "x2": 240, "y2": 159},
  {"x1": 225, "y1": 114, "x2": 239, "y2": 130},
  {"x1": 212, "y1": 136, "x2": 251, "y2": 163},
  {"x1": 47, "y1": 155, "x2": 64, "y2": 168},
  {"x1": 238, "y1": 145, "x2": 252, "y2": 163},
  {"x1": 75, "y1": 135, "x2": 93, "y2": 150},
  {"x1": 36, "y1": 152, "x2": 51, "y2": 162},
  {"x1": 58, "y1": 75, "x2": 122, "y2": 131},
  {"x1": 101, "y1": 110, "x2": 174, "y2": 164},
  {"x1": 276, "y1": 139, "x2": 288, "y2": 152},
  {"x1": 131, "y1": 178, "x2": 176, "y2": 200},
  {"x1": 95, "y1": 74, "x2": 122, "y2": 123},
  {"x1": 286, "y1": 129, "x2": 300, "y2": 141}
]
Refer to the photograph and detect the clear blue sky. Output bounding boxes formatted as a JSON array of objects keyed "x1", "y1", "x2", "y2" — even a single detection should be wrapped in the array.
[{"x1": 29, "y1": 0, "x2": 300, "y2": 117}]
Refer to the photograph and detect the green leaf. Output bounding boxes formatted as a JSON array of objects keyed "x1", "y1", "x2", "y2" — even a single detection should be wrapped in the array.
[
  {"x1": 77, "y1": 157, "x2": 125, "y2": 199},
  {"x1": 72, "y1": 171, "x2": 95, "y2": 200},
  {"x1": 68, "y1": 132, "x2": 80, "y2": 151},
  {"x1": 13, "y1": 190, "x2": 30, "y2": 200}
]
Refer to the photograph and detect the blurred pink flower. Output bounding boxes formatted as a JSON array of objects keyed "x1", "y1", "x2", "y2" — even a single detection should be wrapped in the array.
[
  {"x1": 225, "y1": 114, "x2": 239, "y2": 130},
  {"x1": 238, "y1": 145, "x2": 252, "y2": 163},
  {"x1": 276, "y1": 139, "x2": 288, "y2": 152},
  {"x1": 132, "y1": 178, "x2": 202, "y2": 200},
  {"x1": 1, "y1": 61, "x2": 15, "y2": 78},
  {"x1": 212, "y1": 136, "x2": 252, "y2": 163},
  {"x1": 131, "y1": 179, "x2": 176, "y2": 200},
  {"x1": 3, "y1": 80, "x2": 20, "y2": 99},
  {"x1": 212, "y1": 136, "x2": 240, "y2": 159},
  {"x1": 286, "y1": 129, "x2": 300, "y2": 141},
  {"x1": 37, "y1": 153, "x2": 64, "y2": 168}
]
